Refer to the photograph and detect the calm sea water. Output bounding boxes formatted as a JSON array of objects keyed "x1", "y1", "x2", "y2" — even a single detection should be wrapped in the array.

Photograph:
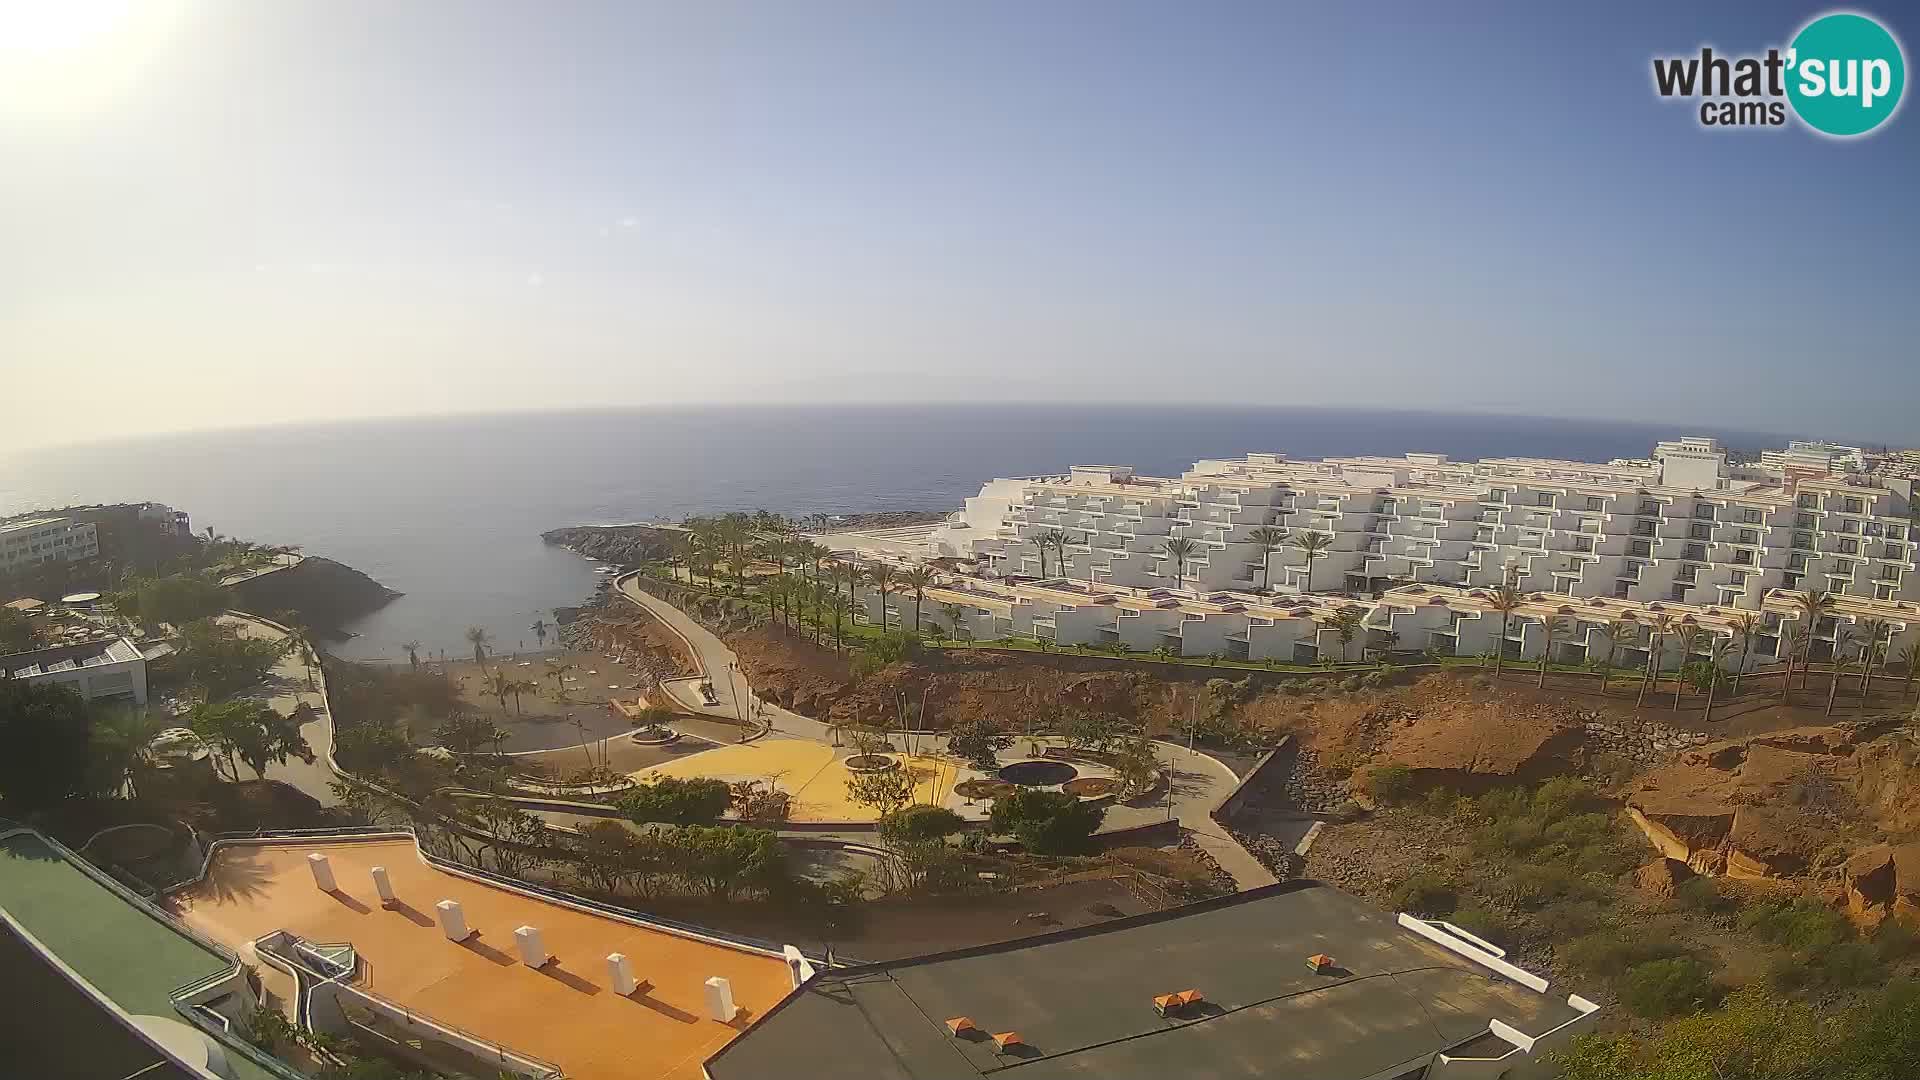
[{"x1": 0, "y1": 405, "x2": 1796, "y2": 661}]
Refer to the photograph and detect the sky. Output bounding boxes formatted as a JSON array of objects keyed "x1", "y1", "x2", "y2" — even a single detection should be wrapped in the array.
[{"x1": 2, "y1": 1, "x2": 1916, "y2": 447}]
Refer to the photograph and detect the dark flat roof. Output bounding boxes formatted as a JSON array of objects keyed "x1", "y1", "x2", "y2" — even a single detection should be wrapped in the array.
[
  {"x1": 0, "y1": 921, "x2": 196, "y2": 1080},
  {"x1": 706, "y1": 881, "x2": 1582, "y2": 1080}
]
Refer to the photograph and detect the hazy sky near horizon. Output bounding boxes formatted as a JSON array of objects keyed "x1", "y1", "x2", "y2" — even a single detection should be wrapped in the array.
[{"x1": 4, "y1": 1, "x2": 1917, "y2": 448}]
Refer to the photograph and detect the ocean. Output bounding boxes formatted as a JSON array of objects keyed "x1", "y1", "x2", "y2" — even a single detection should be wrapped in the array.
[{"x1": 0, "y1": 405, "x2": 1797, "y2": 661}]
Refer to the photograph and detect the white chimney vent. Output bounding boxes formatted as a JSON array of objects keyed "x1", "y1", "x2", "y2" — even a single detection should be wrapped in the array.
[
  {"x1": 436, "y1": 899, "x2": 471, "y2": 942},
  {"x1": 704, "y1": 976, "x2": 738, "y2": 1022},
  {"x1": 306, "y1": 853, "x2": 336, "y2": 892},
  {"x1": 370, "y1": 866, "x2": 396, "y2": 904},
  {"x1": 513, "y1": 925, "x2": 549, "y2": 967},
  {"x1": 607, "y1": 953, "x2": 638, "y2": 995}
]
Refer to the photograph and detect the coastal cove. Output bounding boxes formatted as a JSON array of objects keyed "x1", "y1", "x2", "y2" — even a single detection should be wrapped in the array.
[{"x1": 0, "y1": 405, "x2": 1799, "y2": 662}]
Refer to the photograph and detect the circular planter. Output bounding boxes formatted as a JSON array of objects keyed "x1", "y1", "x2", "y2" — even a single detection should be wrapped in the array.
[
  {"x1": 998, "y1": 760, "x2": 1078, "y2": 787},
  {"x1": 955, "y1": 779, "x2": 1016, "y2": 801},
  {"x1": 629, "y1": 727, "x2": 677, "y2": 746},
  {"x1": 1061, "y1": 776, "x2": 1119, "y2": 799},
  {"x1": 843, "y1": 753, "x2": 899, "y2": 773}
]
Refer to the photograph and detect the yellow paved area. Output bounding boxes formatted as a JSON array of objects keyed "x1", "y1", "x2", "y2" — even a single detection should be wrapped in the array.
[
  {"x1": 173, "y1": 839, "x2": 792, "y2": 1080},
  {"x1": 633, "y1": 741, "x2": 962, "y2": 822}
]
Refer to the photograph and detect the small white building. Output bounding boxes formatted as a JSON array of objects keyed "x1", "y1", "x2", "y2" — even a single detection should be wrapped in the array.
[
  {"x1": 0, "y1": 516, "x2": 99, "y2": 572},
  {"x1": 2, "y1": 636, "x2": 148, "y2": 705}
]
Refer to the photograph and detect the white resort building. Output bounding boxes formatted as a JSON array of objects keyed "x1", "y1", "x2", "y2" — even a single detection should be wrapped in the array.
[
  {"x1": 0, "y1": 515, "x2": 99, "y2": 572},
  {"x1": 829, "y1": 436, "x2": 1920, "y2": 675}
]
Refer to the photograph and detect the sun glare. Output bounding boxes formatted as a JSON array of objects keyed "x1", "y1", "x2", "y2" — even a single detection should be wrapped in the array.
[{"x1": 0, "y1": 0, "x2": 185, "y2": 121}]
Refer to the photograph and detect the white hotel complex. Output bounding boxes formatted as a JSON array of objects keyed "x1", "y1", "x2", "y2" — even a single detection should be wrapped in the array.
[{"x1": 836, "y1": 436, "x2": 1920, "y2": 673}]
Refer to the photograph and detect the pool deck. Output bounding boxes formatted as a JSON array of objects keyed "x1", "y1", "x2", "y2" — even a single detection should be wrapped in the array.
[{"x1": 172, "y1": 837, "x2": 795, "y2": 1080}]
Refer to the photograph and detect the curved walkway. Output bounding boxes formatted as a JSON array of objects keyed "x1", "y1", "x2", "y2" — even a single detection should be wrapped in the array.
[
  {"x1": 613, "y1": 574, "x2": 1276, "y2": 890},
  {"x1": 219, "y1": 612, "x2": 340, "y2": 807}
]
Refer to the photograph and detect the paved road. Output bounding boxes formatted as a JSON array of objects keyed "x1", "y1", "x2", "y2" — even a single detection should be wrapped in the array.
[
  {"x1": 219, "y1": 613, "x2": 340, "y2": 806},
  {"x1": 613, "y1": 574, "x2": 1277, "y2": 890}
]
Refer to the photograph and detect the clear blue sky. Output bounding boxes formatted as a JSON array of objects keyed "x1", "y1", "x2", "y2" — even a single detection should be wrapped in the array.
[{"x1": 2, "y1": 1, "x2": 1915, "y2": 445}]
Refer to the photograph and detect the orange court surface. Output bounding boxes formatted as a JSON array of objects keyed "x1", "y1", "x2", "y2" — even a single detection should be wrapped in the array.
[{"x1": 171, "y1": 838, "x2": 794, "y2": 1080}]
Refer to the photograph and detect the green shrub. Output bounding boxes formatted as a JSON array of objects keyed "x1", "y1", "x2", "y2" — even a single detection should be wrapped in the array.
[
  {"x1": 1446, "y1": 906, "x2": 1511, "y2": 949},
  {"x1": 1419, "y1": 787, "x2": 1460, "y2": 818},
  {"x1": 1389, "y1": 872, "x2": 1458, "y2": 917},
  {"x1": 878, "y1": 805, "x2": 965, "y2": 844},
  {"x1": 1367, "y1": 763, "x2": 1418, "y2": 804},
  {"x1": 1873, "y1": 919, "x2": 1920, "y2": 962},
  {"x1": 1499, "y1": 864, "x2": 1593, "y2": 909},
  {"x1": 616, "y1": 776, "x2": 733, "y2": 825},
  {"x1": 1673, "y1": 876, "x2": 1732, "y2": 914},
  {"x1": 989, "y1": 788, "x2": 1105, "y2": 855},
  {"x1": 1536, "y1": 899, "x2": 1604, "y2": 939},
  {"x1": 1768, "y1": 940, "x2": 1882, "y2": 992},
  {"x1": 1740, "y1": 899, "x2": 1854, "y2": 952},
  {"x1": 1621, "y1": 957, "x2": 1716, "y2": 1019},
  {"x1": 1562, "y1": 930, "x2": 1684, "y2": 978}
]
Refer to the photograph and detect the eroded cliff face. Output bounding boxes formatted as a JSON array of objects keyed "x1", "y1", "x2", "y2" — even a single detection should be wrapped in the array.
[
  {"x1": 1625, "y1": 720, "x2": 1920, "y2": 909},
  {"x1": 225, "y1": 557, "x2": 400, "y2": 631}
]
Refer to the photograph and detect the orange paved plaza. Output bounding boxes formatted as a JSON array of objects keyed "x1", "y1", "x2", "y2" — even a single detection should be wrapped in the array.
[{"x1": 171, "y1": 838, "x2": 793, "y2": 1080}]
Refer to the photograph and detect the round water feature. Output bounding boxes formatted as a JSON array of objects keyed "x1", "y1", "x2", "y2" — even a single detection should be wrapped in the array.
[{"x1": 998, "y1": 760, "x2": 1078, "y2": 787}]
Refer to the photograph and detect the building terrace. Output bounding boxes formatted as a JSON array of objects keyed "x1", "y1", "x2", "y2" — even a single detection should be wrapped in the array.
[{"x1": 171, "y1": 836, "x2": 795, "y2": 1080}]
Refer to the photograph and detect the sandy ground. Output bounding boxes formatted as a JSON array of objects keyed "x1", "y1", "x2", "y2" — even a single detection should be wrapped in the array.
[
  {"x1": 429, "y1": 649, "x2": 648, "y2": 752},
  {"x1": 632, "y1": 739, "x2": 967, "y2": 823}
]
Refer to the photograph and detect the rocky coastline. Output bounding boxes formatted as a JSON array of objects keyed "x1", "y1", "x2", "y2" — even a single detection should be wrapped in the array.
[
  {"x1": 540, "y1": 509, "x2": 945, "y2": 566},
  {"x1": 225, "y1": 556, "x2": 402, "y2": 634}
]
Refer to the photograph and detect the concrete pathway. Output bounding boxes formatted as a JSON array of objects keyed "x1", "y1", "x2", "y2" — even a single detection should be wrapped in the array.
[
  {"x1": 613, "y1": 574, "x2": 1279, "y2": 890},
  {"x1": 218, "y1": 613, "x2": 340, "y2": 806}
]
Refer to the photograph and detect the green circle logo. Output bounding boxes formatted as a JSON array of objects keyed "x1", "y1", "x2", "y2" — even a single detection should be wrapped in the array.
[{"x1": 1787, "y1": 12, "x2": 1906, "y2": 136}]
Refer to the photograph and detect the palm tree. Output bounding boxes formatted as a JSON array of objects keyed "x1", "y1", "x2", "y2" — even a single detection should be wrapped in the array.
[
  {"x1": 545, "y1": 662, "x2": 575, "y2": 700},
  {"x1": 1288, "y1": 530, "x2": 1331, "y2": 594},
  {"x1": 465, "y1": 626, "x2": 492, "y2": 667},
  {"x1": 1161, "y1": 536, "x2": 1199, "y2": 591},
  {"x1": 1791, "y1": 590, "x2": 1833, "y2": 689},
  {"x1": 1327, "y1": 608, "x2": 1364, "y2": 663},
  {"x1": 1538, "y1": 615, "x2": 1569, "y2": 688},
  {"x1": 868, "y1": 562, "x2": 896, "y2": 632},
  {"x1": 842, "y1": 561, "x2": 863, "y2": 628},
  {"x1": 1827, "y1": 644, "x2": 1858, "y2": 718},
  {"x1": 901, "y1": 566, "x2": 935, "y2": 634},
  {"x1": 1597, "y1": 617, "x2": 1637, "y2": 695},
  {"x1": 828, "y1": 593, "x2": 851, "y2": 654},
  {"x1": 1671, "y1": 623, "x2": 1702, "y2": 711},
  {"x1": 1727, "y1": 612, "x2": 1759, "y2": 694},
  {"x1": 1247, "y1": 526, "x2": 1289, "y2": 593},
  {"x1": 531, "y1": 619, "x2": 549, "y2": 649},
  {"x1": 504, "y1": 677, "x2": 538, "y2": 716},
  {"x1": 1033, "y1": 529, "x2": 1069, "y2": 578},
  {"x1": 1700, "y1": 634, "x2": 1733, "y2": 723},
  {"x1": 1896, "y1": 643, "x2": 1920, "y2": 701},
  {"x1": 484, "y1": 669, "x2": 514, "y2": 712},
  {"x1": 679, "y1": 532, "x2": 702, "y2": 583},
  {"x1": 942, "y1": 601, "x2": 968, "y2": 643},
  {"x1": 402, "y1": 640, "x2": 423, "y2": 672},
  {"x1": 286, "y1": 624, "x2": 320, "y2": 691},
  {"x1": 1486, "y1": 584, "x2": 1525, "y2": 678},
  {"x1": 1638, "y1": 612, "x2": 1674, "y2": 708},
  {"x1": 1856, "y1": 618, "x2": 1891, "y2": 699},
  {"x1": 1780, "y1": 624, "x2": 1808, "y2": 704}
]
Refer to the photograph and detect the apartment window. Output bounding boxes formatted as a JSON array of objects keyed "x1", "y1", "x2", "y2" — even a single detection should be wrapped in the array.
[
  {"x1": 1833, "y1": 561, "x2": 1856, "y2": 577},
  {"x1": 1890, "y1": 525, "x2": 1906, "y2": 541},
  {"x1": 1670, "y1": 585, "x2": 1690, "y2": 601},
  {"x1": 1845, "y1": 497, "x2": 1865, "y2": 514},
  {"x1": 1784, "y1": 572, "x2": 1802, "y2": 589},
  {"x1": 1798, "y1": 493, "x2": 1818, "y2": 509},
  {"x1": 1629, "y1": 540, "x2": 1652, "y2": 558},
  {"x1": 1733, "y1": 550, "x2": 1754, "y2": 565},
  {"x1": 1879, "y1": 564, "x2": 1900, "y2": 581},
  {"x1": 1796, "y1": 513, "x2": 1816, "y2": 529},
  {"x1": 1840, "y1": 518, "x2": 1861, "y2": 534},
  {"x1": 1789, "y1": 553, "x2": 1809, "y2": 571},
  {"x1": 1839, "y1": 538, "x2": 1859, "y2": 555},
  {"x1": 1614, "y1": 583, "x2": 1633, "y2": 598},
  {"x1": 1684, "y1": 543, "x2": 1707, "y2": 561},
  {"x1": 1586, "y1": 496, "x2": 1606, "y2": 511},
  {"x1": 1573, "y1": 537, "x2": 1594, "y2": 553},
  {"x1": 1866, "y1": 521, "x2": 1884, "y2": 537},
  {"x1": 1474, "y1": 527, "x2": 1494, "y2": 543},
  {"x1": 1730, "y1": 570, "x2": 1749, "y2": 585},
  {"x1": 1633, "y1": 522, "x2": 1656, "y2": 537},
  {"x1": 1736, "y1": 529, "x2": 1758, "y2": 545},
  {"x1": 1694, "y1": 504, "x2": 1716, "y2": 520},
  {"x1": 1536, "y1": 492, "x2": 1555, "y2": 507},
  {"x1": 1689, "y1": 523, "x2": 1712, "y2": 541},
  {"x1": 1743, "y1": 508, "x2": 1764, "y2": 524},
  {"x1": 1878, "y1": 584, "x2": 1899, "y2": 600},
  {"x1": 1638, "y1": 501, "x2": 1660, "y2": 515},
  {"x1": 1580, "y1": 517, "x2": 1601, "y2": 533},
  {"x1": 1488, "y1": 490, "x2": 1508, "y2": 504},
  {"x1": 1521, "y1": 531, "x2": 1544, "y2": 548},
  {"x1": 1886, "y1": 543, "x2": 1906, "y2": 560},
  {"x1": 1794, "y1": 532, "x2": 1814, "y2": 549},
  {"x1": 1623, "y1": 561, "x2": 1645, "y2": 579}
]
